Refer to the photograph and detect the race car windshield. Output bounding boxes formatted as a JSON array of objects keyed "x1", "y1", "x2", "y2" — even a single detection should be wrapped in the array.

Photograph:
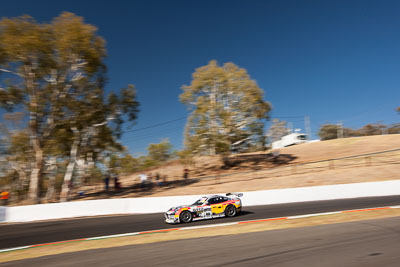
[{"x1": 192, "y1": 197, "x2": 207, "y2": 206}]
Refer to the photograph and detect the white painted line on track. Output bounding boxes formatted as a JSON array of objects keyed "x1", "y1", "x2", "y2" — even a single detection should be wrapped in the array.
[
  {"x1": 86, "y1": 232, "x2": 140, "y2": 240},
  {"x1": 0, "y1": 246, "x2": 31, "y2": 253},
  {"x1": 179, "y1": 222, "x2": 237, "y2": 231},
  {"x1": 288, "y1": 211, "x2": 341, "y2": 219}
]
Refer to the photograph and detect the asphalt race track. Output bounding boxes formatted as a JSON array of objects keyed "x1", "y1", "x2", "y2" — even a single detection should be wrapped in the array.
[
  {"x1": 1, "y1": 195, "x2": 400, "y2": 249},
  {"x1": 3, "y1": 216, "x2": 400, "y2": 267}
]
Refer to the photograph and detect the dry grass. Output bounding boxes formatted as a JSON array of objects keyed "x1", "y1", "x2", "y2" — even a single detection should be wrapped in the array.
[
  {"x1": 72, "y1": 134, "x2": 400, "y2": 200},
  {"x1": 1, "y1": 208, "x2": 400, "y2": 263}
]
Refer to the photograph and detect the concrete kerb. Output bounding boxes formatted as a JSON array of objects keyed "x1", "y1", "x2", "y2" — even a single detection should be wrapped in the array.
[{"x1": 2, "y1": 180, "x2": 400, "y2": 223}]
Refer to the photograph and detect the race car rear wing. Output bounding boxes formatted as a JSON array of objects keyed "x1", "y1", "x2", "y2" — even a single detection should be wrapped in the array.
[{"x1": 226, "y1": 192, "x2": 243, "y2": 197}]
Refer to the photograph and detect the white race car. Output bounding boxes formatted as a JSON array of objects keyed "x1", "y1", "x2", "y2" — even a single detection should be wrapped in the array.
[{"x1": 164, "y1": 193, "x2": 243, "y2": 224}]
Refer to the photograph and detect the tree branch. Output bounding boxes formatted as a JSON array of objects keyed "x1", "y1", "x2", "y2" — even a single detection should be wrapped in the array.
[{"x1": 0, "y1": 68, "x2": 23, "y2": 78}]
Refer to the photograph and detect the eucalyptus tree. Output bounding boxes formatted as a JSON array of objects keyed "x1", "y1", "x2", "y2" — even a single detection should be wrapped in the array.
[
  {"x1": 266, "y1": 119, "x2": 290, "y2": 143},
  {"x1": 147, "y1": 139, "x2": 173, "y2": 164},
  {"x1": 58, "y1": 84, "x2": 138, "y2": 201},
  {"x1": 0, "y1": 113, "x2": 32, "y2": 200},
  {"x1": 180, "y1": 60, "x2": 271, "y2": 155},
  {"x1": 0, "y1": 129, "x2": 32, "y2": 200},
  {"x1": 0, "y1": 13, "x2": 139, "y2": 203}
]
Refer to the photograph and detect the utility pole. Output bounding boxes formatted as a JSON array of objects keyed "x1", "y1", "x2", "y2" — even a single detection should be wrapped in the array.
[
  {"x1": 304, "y1": 116, "x2": 311, "y2": 141},
  {"x1": 337, "y1": 121, "x2": 344, "y2": 139},
  {"x1": 288, "y1": 122, "x2": 293, "y2": 133}
]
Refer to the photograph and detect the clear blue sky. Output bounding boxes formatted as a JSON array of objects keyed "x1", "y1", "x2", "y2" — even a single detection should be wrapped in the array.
[{"x1": 2, "y1": 0, "x2": 400, "y2": 156}]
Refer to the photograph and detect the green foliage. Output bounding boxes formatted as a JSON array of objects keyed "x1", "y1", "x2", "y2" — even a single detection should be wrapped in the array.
[
  {"x1": 318, "y1": 124, "x2": 355, "y2": 140},
  {"x1": 87, "y1": 166, "x2": 104, "y2": 184},
  {"x1": 119, "y1": 154, "x2": 140, "y2": 174},
  {"x1": 318, "y1": 122, "x2": 398, "y2": 141},
  {"x1": 176, "y1": 149, "x2": 195, "y2": 167},
  {"x1": 108, "y1": 154, "x2": 121, "y2": 173},
  {"x1": 139, "y1": 155, "x2": 157, "y2": 170},
  {"x1": 388, "y1": 123, "x2": 400, "y2": 134},
  {"x1": 357, "y1": 123, "x2": 386, "y2": 136},
  {"x1": 180, "y1": 60, "x2": 271, "y2": 155},
  {"x1": 318, "y1": 125, "x2": 334, "y2": 140},
  {"x1": 104, "y1": 140, "x2": 175, "y2": 176},
  {"x1": 0, "y1": 12, "x2": 106, "y2": 111},
  {"x1": 0, "y1": 13, "x2": 140, "y2": 202},
  {"x1": 147, "y1": 139, "x2": 173, "y2": 163}
]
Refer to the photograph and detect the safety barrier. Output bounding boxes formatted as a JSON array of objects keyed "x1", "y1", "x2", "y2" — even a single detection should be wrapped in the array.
[{"x1": 1, "y1": 179, "x2": 400, "y2": 223}]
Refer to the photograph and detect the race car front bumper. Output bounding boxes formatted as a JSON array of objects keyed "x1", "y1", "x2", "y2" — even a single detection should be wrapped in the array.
[{"x1": 165, "y1": 213, "x2": 179, "y2": 224}]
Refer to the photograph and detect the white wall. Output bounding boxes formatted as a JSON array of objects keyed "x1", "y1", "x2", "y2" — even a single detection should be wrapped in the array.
[
  {"x1": 241, "y1": 180, "x2": 400, "y2": 207},
  {"x1": 3, "y1": 180, "x2": 400, "y2": 223},
  {"x1": 0, "y1": 207, "x2": 6, "y2": 222}
]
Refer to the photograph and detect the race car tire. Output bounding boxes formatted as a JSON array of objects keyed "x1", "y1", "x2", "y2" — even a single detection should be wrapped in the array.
[
  {"x1": 179, "y1": 210, "x2": 193, "y2": 223},
  {"x1": 225, "y1": 205, "x2": 237, "y2": 217}
]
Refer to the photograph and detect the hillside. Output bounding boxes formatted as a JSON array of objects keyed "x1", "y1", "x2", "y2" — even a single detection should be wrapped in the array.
[{"x1": 75, "y1": 134, "x2": 400, "y2": 201}]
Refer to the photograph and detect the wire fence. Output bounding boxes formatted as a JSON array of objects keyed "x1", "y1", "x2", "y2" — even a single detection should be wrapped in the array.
[
  {"x1": 78, "y1": 147, "x2": 400, "y2": 200},
  {"x1": 182, "y1": 148, "x2": 400, "y2": 183}
]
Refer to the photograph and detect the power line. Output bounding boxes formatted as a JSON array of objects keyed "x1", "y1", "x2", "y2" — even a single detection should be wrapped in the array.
[
  {"x1": 271, "y1": 116, "x2": 305, "y2": 119},
  {"x1": 122, "y1": 115, "x2": 305, "y2": 135},
  {"x1": 341, "y1": 104, "x2": 397, "y2": 123},
  {"x1": 305, "y1": 116, "x2": 311, "y2": 140},
  {"x1": 122, "y1": 126, "x2": 182, "y2": 141},
  {"x1": 122, "y1": 126, "x2": 178, "y2": 140},
  {"x1": 122, "y1": 116, "x2": 187, "y2": 134},
  {"x1": 122, "y1": 127, "x2": 183, "y2": 143}
]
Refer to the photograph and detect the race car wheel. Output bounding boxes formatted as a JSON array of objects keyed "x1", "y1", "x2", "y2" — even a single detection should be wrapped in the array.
[
  {"x1": 179, "y1": 210, "x2": 193, "y2": 223},
  {"x1": 225, "y1": 205, "x2": 237, "y2": 217}
]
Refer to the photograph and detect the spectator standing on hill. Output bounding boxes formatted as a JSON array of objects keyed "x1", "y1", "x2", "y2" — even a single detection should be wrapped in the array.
[
  {"x1": 139, "y1": 173, "x2": 147, "y2": 188},
  {"x1": 104, "y1": 175, "x2": 110, "y2": 191},
  {"x1": 156, "y1": 173, "x2": 162, "y2": 186},
  {"x1": 148, "y1": 173, "x2": 154, "y2": 189},
  {"x1": 113, "y1": 174, "x2": 121, "y2": 190},
  {"x1": 183, "y1": 168, "x2": 189, "y2": 179}
]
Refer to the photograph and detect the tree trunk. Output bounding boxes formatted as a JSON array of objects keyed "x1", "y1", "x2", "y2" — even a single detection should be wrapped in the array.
[
  {"x1": 83, "y1": 152, "x2": 94, "y2": 184},
  {"x1": 60, "y1": 133, "x2": 79, "y2": 202},
  {"x1": 45, "y1": 164, "x2": 57, "y2": 202},
  {"x1": 26, "y1": 64, "x2": 43, "y2": 203},
  {"x1": 28, "y1": 144, "x2": 43, "y2": 204},
  {"x1": 59, "y1": 160, "x2": 75, "y2": 202},
  {"x1": 11, "y1": 164, "x2": 27, "y2": 202},
  {"x1": 45, "y1": 174, "x2": 56, "y2": 201},
  {"x1": 210, "y1": 85, "x2": 217, "y2": 155}
]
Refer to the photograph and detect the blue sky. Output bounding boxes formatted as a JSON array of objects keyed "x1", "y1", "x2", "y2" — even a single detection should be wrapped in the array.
[{"x1": 1, "y1": 0, "x2": 400, "y2": 156}]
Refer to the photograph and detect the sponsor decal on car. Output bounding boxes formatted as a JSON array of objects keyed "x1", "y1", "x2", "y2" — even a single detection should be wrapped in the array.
[{"x1": 164, "y1": 193, "x2": 243, "y2": 224}]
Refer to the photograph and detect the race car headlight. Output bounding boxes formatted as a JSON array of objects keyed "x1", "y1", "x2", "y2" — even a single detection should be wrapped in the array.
[{"x1": 167, "y1": 208, "x2": 176, "y2": 214}]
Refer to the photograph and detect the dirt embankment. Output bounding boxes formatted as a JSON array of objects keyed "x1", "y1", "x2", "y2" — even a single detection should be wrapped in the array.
[{"x1": 73, "y1": 134, "x2": 400, "y2": 201}]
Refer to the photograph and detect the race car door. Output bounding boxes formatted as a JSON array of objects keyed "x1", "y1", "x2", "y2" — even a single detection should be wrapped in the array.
[{"x1": 209, "y1": 197, "x2": 224, "y2": 215}]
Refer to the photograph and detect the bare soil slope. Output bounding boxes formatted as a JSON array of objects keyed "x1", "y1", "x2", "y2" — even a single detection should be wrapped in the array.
[{"x1": 76, "y1": 134, "x2": 400, "y2": 200}]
